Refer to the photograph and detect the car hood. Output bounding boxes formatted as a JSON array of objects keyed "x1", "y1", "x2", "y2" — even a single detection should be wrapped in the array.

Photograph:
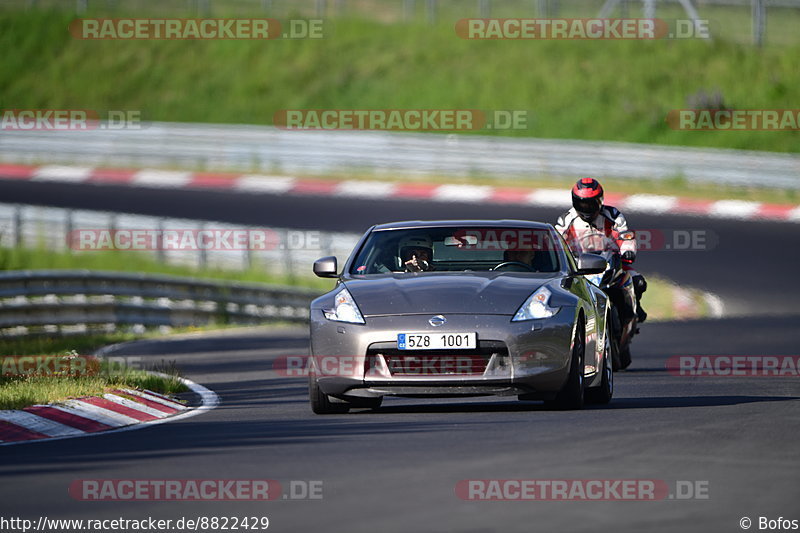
[{"x1": 342, "y1": 273, "x2": 556, "y2": 317}]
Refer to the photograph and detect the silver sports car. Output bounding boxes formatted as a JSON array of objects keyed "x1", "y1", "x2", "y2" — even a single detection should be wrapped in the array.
[{"x1": 308, "y1": 220, "x2": 614, "y2": 413}]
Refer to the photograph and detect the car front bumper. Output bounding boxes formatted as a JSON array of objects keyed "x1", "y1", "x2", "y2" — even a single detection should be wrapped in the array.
[{"x1": 309, "y1": 310, "x2": 578, "y2": 400}]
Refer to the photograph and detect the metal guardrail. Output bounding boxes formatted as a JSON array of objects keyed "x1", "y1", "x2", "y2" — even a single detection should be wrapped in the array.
[
  {"x1": 2, "y1": 122, "x2": 798, "y2": 189},
  {"x1": 0, "y1": 203, "x2": 351, "y2": 336},
  {"x1": 0, "y1": 202, "x2": 362, "y2": 277},
  {"x1": 0, "y1": 270, "x2": 323, "y2": 336}
]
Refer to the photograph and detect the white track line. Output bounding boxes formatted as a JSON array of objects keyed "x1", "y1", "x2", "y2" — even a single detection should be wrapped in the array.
[
  {"x1": 120, "y1": 388, "x2": 186, "y2": 410},
  {"x1": 102, "y1": 393, "x2": 175, "y2": 418},
  {"x1": 432, "y1": 184, "x2": 493, "y2": 203},
  {"x1": 234, "y1": 175, "x2": 295, "y2": 193},
  {"x1": 32, "y1": 165, "x2": 92, "y2": 183},
  {"x1": 0, "y1": 410, "x2": 85, "y2": 437},
  {"x1": 48, "y1": 404, "x2": 128, "y2": 428},
  {"x1": 526, "y1": 188, "x2": 571, "y2": 207},
  {"x1": 709, "y1": 200, "x2": 762, "y2": 219},
  {"x1": 335, "y1": 180, "x2": 396, "y2": 198},
  {"x1": 61, "y1": 399, "x2": 141, "y2": 425},
  {"x1": 623, "y1": 194, "x2": 678, "y2": 213},
  {"x1": 132, "y1": 170, "x2": 192, "y2": 188}
]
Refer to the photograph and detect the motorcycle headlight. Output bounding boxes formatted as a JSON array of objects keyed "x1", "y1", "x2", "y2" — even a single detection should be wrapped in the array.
[
  {"x1": 323, "y1": 288, "x2": 365, "y2": 324},
  {"x1": 512, "y1": 287, "x2": 560, "y2": 321}
]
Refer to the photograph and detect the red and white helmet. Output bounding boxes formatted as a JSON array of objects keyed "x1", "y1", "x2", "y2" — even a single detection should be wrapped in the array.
[{"x1": 571, "y1": 178, "x2": 604, "y2": 222}]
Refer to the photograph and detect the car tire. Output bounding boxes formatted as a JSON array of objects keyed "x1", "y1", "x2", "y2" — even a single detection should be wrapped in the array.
[
  {"x1": 618, "y1": 344, "x2": 632, "y2": 370},
  {"x1": 309, "y1": 371, "x2": 350, "y2": 415},
  {"x1": 610, "y1": 307, "x2": 623, "y2": 371},
  {"x1": 547, "y1": 317, "x2": 585, "y2": 410},
  {"x1": 586, "y1": 326, "x2": 614, "y2": 405}
]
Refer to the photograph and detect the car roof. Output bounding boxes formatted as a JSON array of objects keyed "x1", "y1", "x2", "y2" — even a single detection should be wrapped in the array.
[{"x1": 371, "y1": 220, "x2": 554, "y2": 231}]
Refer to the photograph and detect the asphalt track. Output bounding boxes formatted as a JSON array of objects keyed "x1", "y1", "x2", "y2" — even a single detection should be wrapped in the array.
[{"x1": 1, "y1": 179, "x2": 798, "y2": 533}]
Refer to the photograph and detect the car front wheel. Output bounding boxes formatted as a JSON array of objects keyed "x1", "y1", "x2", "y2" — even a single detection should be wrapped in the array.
[
  {"x1": 309, "y1": 370, "x2": 350, "y2": 415},
  {"x1": 586, "y1": 324, "x2": 614, "y2": 405},
  {"x1": 547, "y1": 317, "x2": 585, "y2": 410}
]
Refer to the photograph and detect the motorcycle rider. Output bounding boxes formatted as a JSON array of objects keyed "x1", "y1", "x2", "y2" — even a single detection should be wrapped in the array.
[{"x1": 556, "y1": 178, "x2": 647, "y2": 323}]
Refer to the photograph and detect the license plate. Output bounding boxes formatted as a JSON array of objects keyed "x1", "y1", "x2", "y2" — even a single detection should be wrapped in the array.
[{"x1": 397, "y1": 332, "x2": 477, "y2": 350}]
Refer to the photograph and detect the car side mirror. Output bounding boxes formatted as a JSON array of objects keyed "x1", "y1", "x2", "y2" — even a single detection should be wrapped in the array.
[
  {"x1": 576, "y1": 253, "x2": 607, "y2": 275},
  {"x1": 313, "y1": 256, "x2": 338, "y2": 278}
]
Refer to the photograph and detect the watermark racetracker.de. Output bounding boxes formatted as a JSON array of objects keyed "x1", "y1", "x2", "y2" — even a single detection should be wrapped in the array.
[
  {"x1": 68, "y1": 479, "x2": 323, "y2": 501},
  {"x1": 274, "y1": 109, "x2": 530, "y2": 131},
  {"x1": 68, "y1": 229, "x2": 321, "y2": 251},
  {"x1": 69, "y1": 18, "x2": 324, "y2": 40},
  {"x1": 1, "y1": 109, "x2": 143, "y2": 130},
  {"x1": 455, "y1": 479, "x2": 710, "y2": 501},
  {"x1": 667, "y1": 109, "x2": 800, "y2": 131},
  {"x1": 455, "y1": 18, "x2": 711, "y2": 40},
  {"x1": 667, "y1": 356, "x2": 800, "y2": 377}
]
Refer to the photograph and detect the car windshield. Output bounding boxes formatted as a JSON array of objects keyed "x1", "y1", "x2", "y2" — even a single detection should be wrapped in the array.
[{"x1": 349, "y1": 227, "x2": 561, "y2": 275}]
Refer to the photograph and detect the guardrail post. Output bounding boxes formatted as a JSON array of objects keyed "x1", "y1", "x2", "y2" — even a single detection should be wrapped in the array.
[
  {"x1": 752, "y1": 0, "x2": 765, "y2": 47},
  {"x1": 278, "y1": 229, "x2": 294, "y2": 282},
  {"x1": 262, "y1": 0, "x2": 272, "y2": 13},
  {"x1": 478, "y1": 0, "x2": 490, "y2": 18},
  {"x1": 244, "y1": 245, "x2": 253, "y2": 271},
  {"x1": 156, "y1": 219, "x2": 166, "y2": 264},
  {"x1": 316, "y1": 0, "x2": 326, "y2": 17},
  {"x1": 403, "y1": 0, "x2": 415, "y2": 21},
  {"x1": 426, "y1": 0, "x2": 436, "y2": 24},
  {"x1": 13, "y1": 205, "x2": 22, "y2": 247},
  {"x1": 190, "y1": 0, "x2": 211, "y2": 16},
  {"x1": 76, "y1": 0, "x2": 87, "y2": 13},
  {"x1": 642, "y1": 0, "x2": 655, "y2": 19},
  {"x1": 537, "y1": 0, "x2": 550, "y2": 18},
  {"x1": 321, "y1": 232, "x2": 333, "y2": 258},
  {"x1": 65, "y1": 209, "x2": 74, "y2": 254},
  {"x1": 198, "y1": 222, "x2": 207, "y2": 270}
]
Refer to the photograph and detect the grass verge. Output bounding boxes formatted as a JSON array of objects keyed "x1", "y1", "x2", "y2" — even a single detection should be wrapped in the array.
[
  {"x1": 643, "y1": 275, "x2": 713, "y2": 321},
  {"x1": 1, "y1": 11, "x2": 798, "y2": 154},
  {"x1": 0, "y1": 351, "x2": 187, "y2": 410}
]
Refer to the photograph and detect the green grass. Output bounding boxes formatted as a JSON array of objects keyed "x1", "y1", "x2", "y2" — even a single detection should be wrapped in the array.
[
  {"x1": 0, "y1": 352, "x2": 187, "y2": 410},
  {"x1": 1, "y1": 10, "x2": 798, "y2": 153},
  {"x1": 642, "y1": 275, "x2": 710, "y2": 322},
  {"x1": 0, "y1": 245, "x2": 337, "y2": 291},
  {"x1": 0, "y1": 332, "x2": 138, "y2": 357}
]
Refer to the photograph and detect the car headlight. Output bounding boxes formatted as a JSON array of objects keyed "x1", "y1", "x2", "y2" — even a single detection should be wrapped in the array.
[
  {"x1": 323, "y1": 288, "x2": 365, "y2": 324},
  {"x1": 512, "y1": 286, "x2": 560, "y2": 321}
]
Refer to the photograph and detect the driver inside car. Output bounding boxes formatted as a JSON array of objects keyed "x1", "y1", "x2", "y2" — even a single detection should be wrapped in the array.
[
  {"x1": 503, "y1": 249, "x2": 536, "y2": 266},
  {"x1": 398, "y1": 235, "x2": 435, "y2": 272}
]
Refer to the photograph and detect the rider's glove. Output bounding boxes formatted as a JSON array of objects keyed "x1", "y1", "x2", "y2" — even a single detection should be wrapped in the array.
[{"x1": 622, "y1": 251, "x2": 636, "y2": 264}]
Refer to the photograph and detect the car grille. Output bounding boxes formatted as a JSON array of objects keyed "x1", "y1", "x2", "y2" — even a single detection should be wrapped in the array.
[{"x1": 366, "y1": 342, "x2": 508, "y2": 377}]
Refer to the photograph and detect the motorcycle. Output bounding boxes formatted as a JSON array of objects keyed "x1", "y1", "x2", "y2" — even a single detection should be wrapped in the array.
[{"x1": 571, "y1": 231, "x2": 639, "y2": 371}]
